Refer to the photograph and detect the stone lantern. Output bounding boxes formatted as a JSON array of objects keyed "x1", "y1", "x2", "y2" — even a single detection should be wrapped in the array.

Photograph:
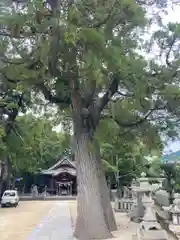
[
  {"x1": 170, "y1": 199, "x2": 180, "y2": 225},
  {"x1": 136, "y1": 194, "x2": 168, "y2": 240},
  {"x1": 130, "y1": 172, "x2": 154, "y2": 222},
  {"x1": 169, "y1": 199, "x2": 180, "y2": 237}
]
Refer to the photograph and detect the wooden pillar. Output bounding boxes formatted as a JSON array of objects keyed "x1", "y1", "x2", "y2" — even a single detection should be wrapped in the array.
[
  {"x1": 50, "y1": 177, "x2": 53, "y2": 189},
  {"x1": 59, "y1": 184, "x2": 61, "y2": 195},
  {"x1": 70, "y1": 182, "x2": 72, "y2": 195}
]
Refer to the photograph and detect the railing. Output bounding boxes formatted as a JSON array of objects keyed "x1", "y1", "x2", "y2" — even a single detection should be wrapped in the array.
[
  {"x1": 19, "y1": 194, "x2": 77, "y2": 201},
  {"x1": 115, "y1": 198, "x2": 134, "y2": 212}
]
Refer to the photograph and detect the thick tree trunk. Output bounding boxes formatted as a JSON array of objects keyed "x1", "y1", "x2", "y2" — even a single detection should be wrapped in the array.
[
  {"x1": 0, "y1": 181, "x2": 2, "y2": 199},
  {"x1": 70, "y1": 77, "x2": 116, "y2": 239},
  {"x1": 95, "y1": 146, "x2": 117, "y2": 232},
  {"x1": 74, "y1": 131, "x2": 116, "y2": 240},
  {"x1": 6, "y1": 156, "x2": 12, "y2": 189},
  {"x1": 0, "y1": 161, "x2": 5, "y2": 197},
  {"x1": 98, "y1": 168, "x2": 117, "y2": 232}
]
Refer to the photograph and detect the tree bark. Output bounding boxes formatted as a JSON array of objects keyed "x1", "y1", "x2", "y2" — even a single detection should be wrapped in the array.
[
  {"x1": 0, "y1": 179, "x2": 3, "y2": 199},
  {"x1": 95, "y1": 144, "x2": 117, "y2": 232},
  {"x1": 0, "y1": 161, "x2": 5, "y2": 197},
  {"x1": 73, "y1": 127, "x2": 117, "y2": 239},
  {"x1": 6, "y1": 156, "x2": 12, "y2": 189},
  {"x1": 98, "y1": 167, "x2": 117, "y2": 232},
  {"x1": 70, "y1": 75, "x2": 116, "y2": 239},
  {"x1": 74, "y1": 131, "x2": 114, "y2": 240}
]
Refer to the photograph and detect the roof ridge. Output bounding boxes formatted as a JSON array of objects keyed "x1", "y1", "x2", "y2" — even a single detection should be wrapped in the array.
[{"x1": 48, "y1": 156, "x2": 75, "y2": 170}]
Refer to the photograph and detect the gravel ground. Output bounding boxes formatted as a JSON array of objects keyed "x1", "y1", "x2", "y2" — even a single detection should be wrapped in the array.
[{"x1": 0, "y1": 201, "x2": 54, "y2": 240}]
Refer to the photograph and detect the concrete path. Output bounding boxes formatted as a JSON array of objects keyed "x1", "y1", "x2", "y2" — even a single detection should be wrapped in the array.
[{"x1": 26, "y1": 201, "x2": 73, "y2": 240}]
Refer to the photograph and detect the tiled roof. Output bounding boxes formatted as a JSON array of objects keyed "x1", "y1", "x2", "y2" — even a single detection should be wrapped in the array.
[
  {"x1": 48, "y1": 156, "x2": 76, "y2": 170},
  {"x1": 41, "y1": 168, "x2": 76, "y2": 176},
  {"x1": 40, "y1": 155, "x2": 76, "y2": 176}
]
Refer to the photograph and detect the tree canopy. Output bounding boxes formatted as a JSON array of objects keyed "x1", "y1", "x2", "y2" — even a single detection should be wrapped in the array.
[
  {"x1": 0, "y1": 0, "x2": 180, "y2": 238},
  {"x1": 0, "y1": 0, "x2": 180, "y2": 139}
]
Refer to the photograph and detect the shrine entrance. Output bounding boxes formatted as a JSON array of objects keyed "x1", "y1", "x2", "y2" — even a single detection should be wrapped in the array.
[
  {"x1": 55, "y1": 171, "x2": 76, "y2": 195},
  {"x1": 40, "y1": 156, "x2": 77, "y2": 196},
  {"x1": 56, "y1": 181, "x2": 73, "y2": 195}
]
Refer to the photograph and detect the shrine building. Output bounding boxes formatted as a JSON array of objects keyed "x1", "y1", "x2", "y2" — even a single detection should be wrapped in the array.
[{"x1": 39, "y1": 155, "x2": 77, "y2": 196}]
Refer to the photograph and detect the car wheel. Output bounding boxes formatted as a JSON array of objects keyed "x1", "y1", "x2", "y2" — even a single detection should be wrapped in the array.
[{"x1": 1, "y1": 204, "x2": 5, "y2": 208}]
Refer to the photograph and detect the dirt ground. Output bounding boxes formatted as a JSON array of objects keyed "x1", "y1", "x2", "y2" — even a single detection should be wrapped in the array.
[
  {"x1": 68, "y1": 201, "x2": 138, "y2": 240},
  {"x1": 0, "y1": 201, "x2": 54, "y2": 240},
  {"x1": 0, "y1": 200, "x2": 173, "y2": 240}
]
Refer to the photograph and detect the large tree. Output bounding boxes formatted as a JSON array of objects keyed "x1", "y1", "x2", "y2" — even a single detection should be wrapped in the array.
[{"x1": 1, "y1": 0, "x2": 180, "y2": 238}]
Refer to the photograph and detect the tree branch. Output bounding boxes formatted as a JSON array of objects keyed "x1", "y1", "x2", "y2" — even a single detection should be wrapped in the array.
[
  {"x1": 0, "y1": 30, "x2": 37, "y2": 39},
  {"x1": 116, "y1": 91, "x2": 134, "y2": 97},
  {"x1": 101, "y1": 107, "x2": 162, "y2": 128},
  {"x1": 36, "y1": 83, "x2": 71, "y2": 105},
  {"x1": 1, "y1": 93, "x2": 25, "y2": 137},
  {"x1": 166, "y1": 35, "x2": 176, "y2": 67},
  {"x1": 83, "y1": 80, "x2": 97, "y2": 107},
  {"x1": 97, "y1": 74, "x2": 119, "y2": 113},
  {"x1": 114, "y1": 109, "x2": 154, "y2": 127},
  {"x1": 91, "y1": 9, "x2": 113, "y2": 28}
]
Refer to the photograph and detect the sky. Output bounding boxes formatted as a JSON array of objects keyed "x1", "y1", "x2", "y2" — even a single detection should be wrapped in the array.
[
  {"x1": 164, "y1": 141, "x2": 180, "y2": 154},
  {"x1": 163, "y1": 5, "x2": 180, "y2": 24}
]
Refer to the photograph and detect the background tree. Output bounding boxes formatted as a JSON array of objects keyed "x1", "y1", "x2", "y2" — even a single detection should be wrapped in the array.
[
  {"x1": 98, "y1": 118, "x2": 162, "y2": 196},
  {"x1": 2, "y1": 113, "x2": 70, "y2": 192},
  {"x1": 6, "y1": 114, "x2": 70, "y2": 174},
  {"x1": 0, "y1": 76, "x2": 31, "y2": 196},
  {"x1": 1, "y1": 0, "x2": 180, "y2": 238},
  {"x1": 161, "y1": 163, "x2": 176, "y2": 205},
  {"x1": 174, "y1": 164, "x2": 180, "y2": 193}
]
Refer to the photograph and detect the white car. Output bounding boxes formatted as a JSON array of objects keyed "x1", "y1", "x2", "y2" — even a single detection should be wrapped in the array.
[{"x1": 1, "y1": 190, "x2": 19, "y2": 207}]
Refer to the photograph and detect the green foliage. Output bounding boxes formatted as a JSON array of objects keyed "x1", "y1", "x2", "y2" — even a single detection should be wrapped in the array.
[
  {"x1": 0, "y1": 62, "x2": 32, "y2": 163},
  {"x1": 161, "y1": 163, "x2": 176, "y2": 178},
  {"x1": 97, "y1": 118, "x2": 162, "y2": 184},
  {"x1": 161, "y1": 163, "x2": 176, "y2": 203},
  {"x1": 102, "y1": 159, "x2": 118, "y2": 173},
  {"x1": 0, "y1": 0, "x2": 179, "y2": 137},
  {"x1": 0, "y1": 0, "x2": 180, "y2": 190},
  {"x1": 5, "y1": 114, "x2": 70, "y2": 174},
  {"x1": 147, "y1": 158, "x2": 162, "y2": 177}
]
